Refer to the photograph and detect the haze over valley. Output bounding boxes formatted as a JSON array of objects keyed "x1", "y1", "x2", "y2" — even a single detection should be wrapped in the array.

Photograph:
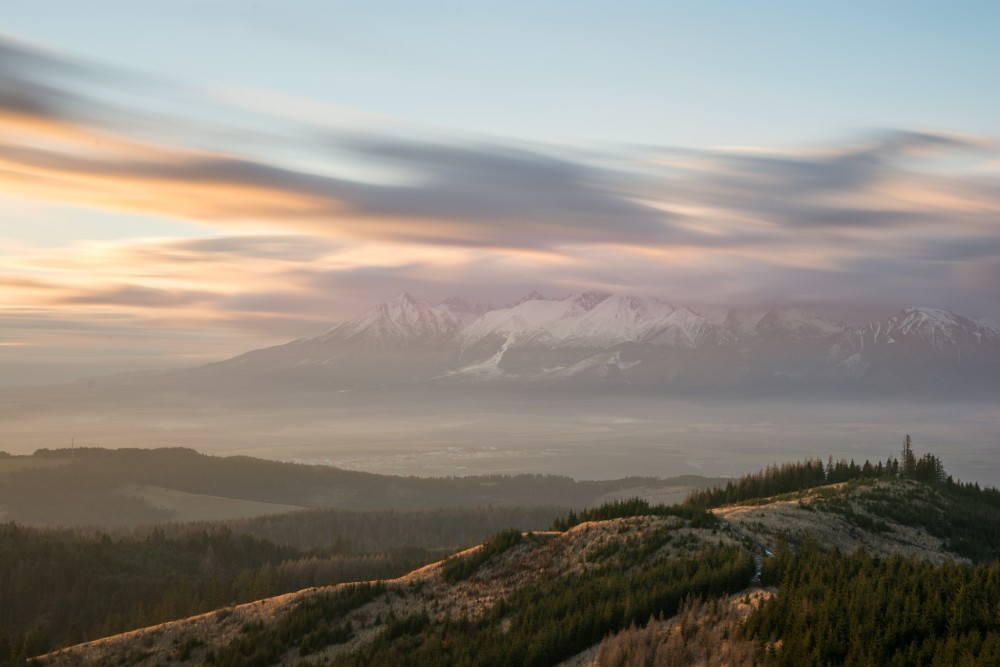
[{"x1": 4, "y1": 290, "x2": 999, "y2": 484}]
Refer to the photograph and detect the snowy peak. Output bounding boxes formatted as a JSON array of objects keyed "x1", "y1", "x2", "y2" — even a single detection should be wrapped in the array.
[
  {"x1": 896, "y1": 307, "x2": 963, "y2": 335},
  {"x1": 457, "y1": 296, "x2": 855, "y2": 350},
  {"x1": 753, "y1": 309, "x2": 845, "y2": 341},
  {"x1": 456, "y1": 293, "x2": 726, "y2": 349},
  {"x1": 459, "y1": 295, "x2": 578, "y2": 344},
  {"x1": 721, "y1": 310, "x2": 767, "y2": 338},
  {"x1": 516, "y1": 290, "x2": 547, "y2": 305},
  {"x1": 550, "y1": 295, "x2": 671, "y2": 346},
  {"x1": 645, "y1": 306, "x2": 723, "y2": 347},
  {"x1": 569, "y1": 291, "x2": 612, "y2": 312},
  {"x1": 323, "y1": 292, "x2": 469, "y2": 345},
  {"x1": 856, "y1": 307, "x2": 1000, "y2": 350},
  {"x1": 587, "y1": 294, "x2": 661, "y2": 320},
  {"x1": 458, "y1": 292, "x2": 610, "y2": 345},
  {"x1": 314, "y1": 294, "x2": 999, "y2": 364}
]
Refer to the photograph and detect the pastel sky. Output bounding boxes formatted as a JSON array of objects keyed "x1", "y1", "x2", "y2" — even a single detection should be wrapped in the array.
[{"x1": 1, "y1": 1, "x2": 998, "y2": 385}]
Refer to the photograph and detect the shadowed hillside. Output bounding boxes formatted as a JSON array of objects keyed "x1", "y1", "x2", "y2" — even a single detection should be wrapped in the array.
[
  {"x1": 0, "y1": 447, "x2": 719, "y2": 528},
  {"x1": 28, "y1": 447, "x2": 1000, "y2": 667}
]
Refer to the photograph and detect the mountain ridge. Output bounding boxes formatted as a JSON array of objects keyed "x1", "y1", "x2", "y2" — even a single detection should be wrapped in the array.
[
  {"x1": 160, "y1": 293, "x2": 1000, "y2": 397},
  {"x1": 12, "y1": 293, "x2": 999, "y2": 399}
]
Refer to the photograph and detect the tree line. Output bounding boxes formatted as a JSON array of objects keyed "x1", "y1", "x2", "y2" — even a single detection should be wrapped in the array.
[
  {"x1": 550, "y1": 498, "x2": 717, "y2": 531},
  {"x1": 156, "y1": 505, "x2": 563, "y2": 553},
  {"x1": 685, "y1": 439, "x2": 952, "y2": 510},
  {"x1": 743, "y1": 538, "x2": 1000, "y2": 665}
]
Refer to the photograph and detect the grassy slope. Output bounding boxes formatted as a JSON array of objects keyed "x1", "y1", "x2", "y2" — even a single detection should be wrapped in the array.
[
  {"x1": 36, "y1": 513, "x2": 748, "y2": 666},
  {"x1": 35, "y1": 472, "x2": 1000, "y2": 666}
]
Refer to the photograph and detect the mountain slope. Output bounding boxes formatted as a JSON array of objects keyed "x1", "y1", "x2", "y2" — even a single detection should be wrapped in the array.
[
  {"x1": 823, "y1": 307, "x2": 1000, "y2": 392},
  {"x1": 35, "y1": 461, "x2": 1000, "y2": 667},
  {"x1": 37, "y1": 510, "x2": 750, "y2": 667}
]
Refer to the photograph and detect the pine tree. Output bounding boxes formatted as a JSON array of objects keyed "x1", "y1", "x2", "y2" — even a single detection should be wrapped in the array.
[{"x1": 901, "y1": 435, "x2": 917, "y2": 479}]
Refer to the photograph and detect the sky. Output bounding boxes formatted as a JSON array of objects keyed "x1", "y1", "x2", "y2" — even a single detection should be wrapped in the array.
[{"x1": 1, "y1": 0, "x2": 998, "y2": 385}]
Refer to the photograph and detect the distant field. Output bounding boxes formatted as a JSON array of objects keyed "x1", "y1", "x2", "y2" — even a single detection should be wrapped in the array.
[
  {"x1": 4, "y1": 392, "x2": 997, "y2": 485},
  {"x1": 595, "y1": 482, "x2": 724, "y2": 507},
  {"x1": 0, "y1": 457, "x2": 72, "y2": 475},
  {"x1": 119, "y1": 484, "x2": 307, "y2": 522}
]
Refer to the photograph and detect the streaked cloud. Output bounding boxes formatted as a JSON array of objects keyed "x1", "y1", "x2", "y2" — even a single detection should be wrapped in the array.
[
  {"x1": 1, "y1": 34, "x2": 999, "y2": 384},
  {"x1": 0, "y1": 36, "x2": 682, "y2": 249}
]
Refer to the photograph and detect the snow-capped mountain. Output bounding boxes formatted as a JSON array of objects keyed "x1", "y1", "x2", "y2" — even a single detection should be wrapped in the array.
[
  {"x1": 320, "y1": 292, "x2": 484, "y2": 346},
  {"x1": 113, "y1": 293, "x2": 1000, "y2": 397},
  {"x1": 458, "y1": 291, "x2": 611, "y2": 346},
  {"x1": 459, "y1": 293, "x2": 732, "y2": 349},
  {"x1": 846, "y1": 307, "x2": 1000, "y2": 353},
  {"x1": 750, "y1": 308, "x2": 845, "y2": 341},
  {"x1": 809, "y1": 307, "x2": 1000, "y2": 392},
  {"x1": 318, "y1": 292, "x2": 851, "y2": 354}
]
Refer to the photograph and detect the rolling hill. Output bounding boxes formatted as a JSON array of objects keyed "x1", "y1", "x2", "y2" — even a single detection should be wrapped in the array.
[
  {"x1": 30, "y1": 450, "x2": 1000, "y2": 667},
  {"x1": 0, "y1": 447, "x2": 723, "y2": 528}
]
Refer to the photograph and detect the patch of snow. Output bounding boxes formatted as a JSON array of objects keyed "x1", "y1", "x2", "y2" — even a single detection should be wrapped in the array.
[{"x1": 449, "y1": 333, "x2": 516, "y2": 378}]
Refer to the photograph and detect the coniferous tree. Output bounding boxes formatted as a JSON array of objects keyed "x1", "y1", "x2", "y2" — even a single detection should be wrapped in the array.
[{"x1": 902, "y1": 434, "x2": 917, "y2": 478}]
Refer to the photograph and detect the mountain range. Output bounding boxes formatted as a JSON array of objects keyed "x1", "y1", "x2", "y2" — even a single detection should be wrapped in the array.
[{"x1": 123, "y1": 291, "x2": 1000, "y2": 398}]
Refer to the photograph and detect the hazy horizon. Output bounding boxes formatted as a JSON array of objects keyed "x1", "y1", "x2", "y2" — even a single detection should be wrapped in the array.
[{"x1": 4, "y1": 384, "x2": 999, "y2": 485}]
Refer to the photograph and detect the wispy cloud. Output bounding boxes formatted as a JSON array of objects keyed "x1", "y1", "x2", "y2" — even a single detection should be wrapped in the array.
[
  {"x1": 0, "y1": 36, "x2": 683, "y2": 249},
  {"x1": 1, "y1": 34, "x2": 999, "y2": 383},
  {"x1": 2, "y1": 35, "x2": 997, "y2": 255}
]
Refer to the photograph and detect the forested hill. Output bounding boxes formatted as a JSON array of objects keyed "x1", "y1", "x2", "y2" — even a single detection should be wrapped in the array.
[
  {"x1": 32, "y1": 448, "x2": 1000, "y2": 667},
  {"x1": 0, "y1": 505, "x2": 569, "y2": 664},
  {"x1": 0, "y1": 447, "x2": 719, "y2": 528}
]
